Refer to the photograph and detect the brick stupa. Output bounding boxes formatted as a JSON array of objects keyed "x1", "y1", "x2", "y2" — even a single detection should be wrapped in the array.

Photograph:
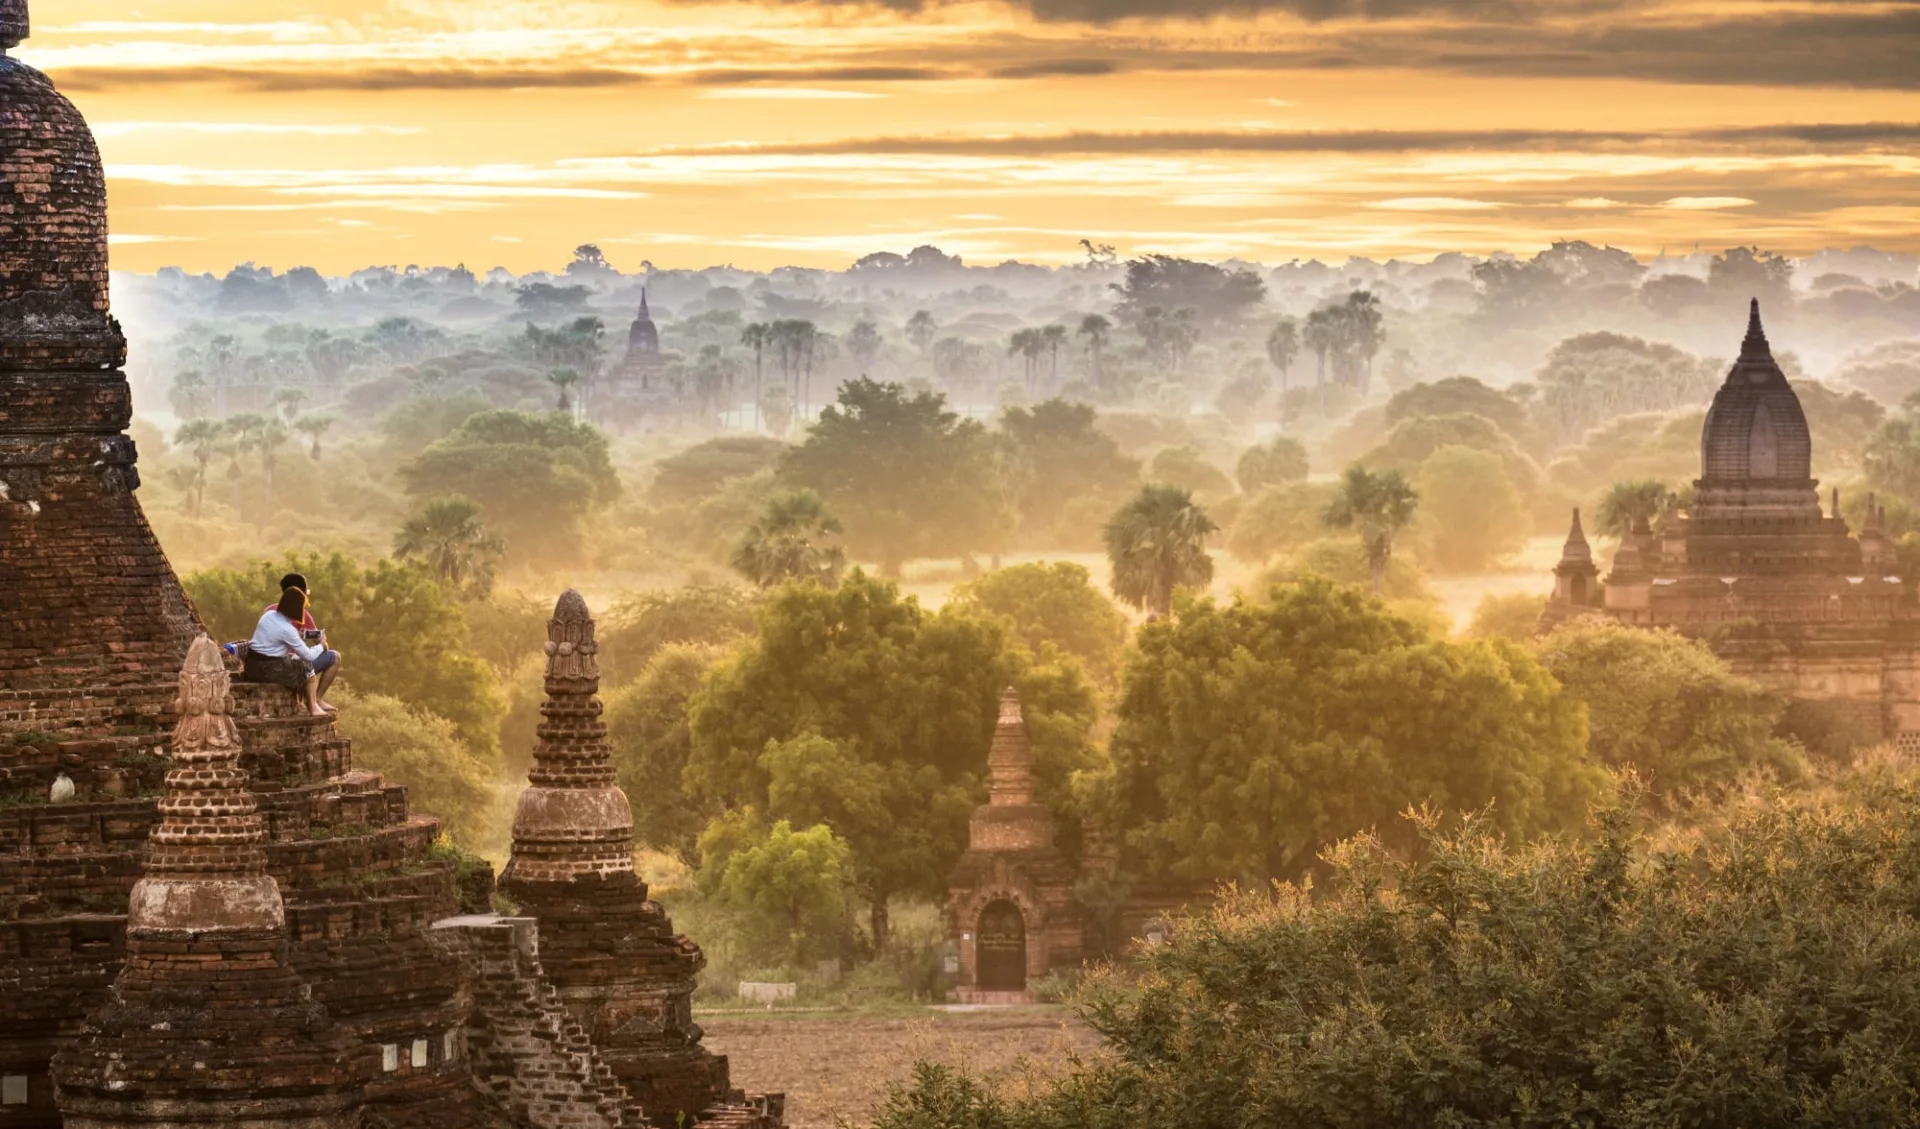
[
  {"x1": 499, "y1": 592, "x2": 742, "y2": 1126},
  {"x1": 944, "y1": 688, "x2": 1081, "y2": 1002},
  {"x1": 52, "y1": 638, "x2": 369, "y2": 1128}
]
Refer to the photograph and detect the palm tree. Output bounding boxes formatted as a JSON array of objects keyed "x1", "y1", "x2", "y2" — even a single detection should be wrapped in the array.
[
  {"x1": 1078, "y1": 314, "x2": 1111, "y2": 388},
  {"x1": 731, "y1": 489, "x2": 848, "y2": 588},
  {"x1": 741, "y1": 322, "x2": 771, "y2": 432},
  {"x1": 846, "y1": 320, "x2": 882, "y2": 373},
  {"x1": 1008, "y1": 329, "x2": 1043, "y2": 389},
  {"x1": 270, "y1": 386, "x2": 307, "y2": 423},
  {"x1": 294, "y1": 414, "x2": 334, "y2": 461},
  {"x1": 906, "y1": 310, "x2": 937, "y2": 351},
  {"x1": 1344, "y1": 290, "x2": 1385, "y2": 394},
  {"x1": 1303, "y1": 308, "x2": 1338, "y2": 414},
  {"x1": 394, "y1": 496, "x2": 506, "y2": 599},
  {"x1": 1104, "y1": 484, "x2": 1219, "y2": 617},
  {"x1": 1324, "y1": 465, "x2": 1420, "y2": 594},
  {"x1": 1041, "y1": 324, "x2": 1069, "y2": 387},
  {"x1": 254, "y1": 417, "x2": 290, "y2": 523},
  {"x1": 1266, "y1": 317, "x2": 1299, "y2": 426},
  {"x1": 547, "y1": 367, "x2": 582, "y2": 413},
  {"x1": 1596, "y1": 480, "x2": 1674, "y2": 538},
  {"x1": 175, "y1": 418, "x2": 223, "y2": 518}
]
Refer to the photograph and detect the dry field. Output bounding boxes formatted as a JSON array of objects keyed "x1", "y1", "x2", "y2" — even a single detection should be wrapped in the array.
[{"x1": 701, "y1": 1008, "x2": 1103, "y2": 1129}]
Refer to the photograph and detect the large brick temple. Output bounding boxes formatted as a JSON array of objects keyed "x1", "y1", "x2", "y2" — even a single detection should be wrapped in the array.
[
  {"x1": 0, "y1": 5, "x2": 781, "y2": 1125},
  {"x1": 1543, "y1": 300, "x2": 1920, "y2": 744}
]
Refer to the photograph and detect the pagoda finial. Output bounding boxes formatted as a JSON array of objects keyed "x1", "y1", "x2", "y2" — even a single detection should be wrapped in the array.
[
  {"x1": 638, "y1": 286, "x2": 651, "y2": 320},
  {"x1": 987, "y1": 686, "x2": 1035, "y2": 807},
  {"x1": 1741, "y1": 297, "x2": 1772, "y2": 361},
  {"x1": 0, "y1": 0, "x2": 26, "y2": 52},
  {"x1": 1569, "y1": 507, "x2": 1588, "y2": 546}
]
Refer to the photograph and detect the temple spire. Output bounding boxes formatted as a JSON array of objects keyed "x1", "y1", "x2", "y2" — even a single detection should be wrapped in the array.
[
  {"x1": 0, "y1": 0, "x2": 26, "y2": 52},
  {"x1": 503, "y1": 588, "x2": 634, "y2": 884},
  {"x1": 1741, "y1": 297, "x2": 1772, "y2": 361},
  {"x1": 987, "y1": 687, "x2": 1036, "y2": 808},
  {"x1": 1561, "y1": 508, "x2": 1592, "y2": 563},
  {"x1": 639, "y1": 286, "x2": 650, "y2": 319}
]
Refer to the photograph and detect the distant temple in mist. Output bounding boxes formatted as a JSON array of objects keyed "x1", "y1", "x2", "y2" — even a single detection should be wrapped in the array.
[{"x1": 1544, "y1": 300, "x2": 1919, "y2": 746}]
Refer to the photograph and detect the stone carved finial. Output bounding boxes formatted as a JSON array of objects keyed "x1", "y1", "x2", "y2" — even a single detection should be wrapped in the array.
[
  {"x1": 505, "y1": 590, "x2": 634, "y2": 884},
  {"x1": 987, "y1": 687, "x2": 1035, "y2": 808},
  {"x1": 128, "y1": 635, "x2": 283, "y2": 935},
  {"x1": 0, "y1": 0, "x2": 26, "y2": 52}
]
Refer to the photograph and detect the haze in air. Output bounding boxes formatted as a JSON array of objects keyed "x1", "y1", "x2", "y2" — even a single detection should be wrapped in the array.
[{"x1": 3, "y1": 0, "x2": 1920, "y2": 1127}]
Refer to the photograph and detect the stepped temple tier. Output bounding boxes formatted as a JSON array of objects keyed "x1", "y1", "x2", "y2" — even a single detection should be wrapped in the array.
[
  {"x1": 1543, "y1": 300, "x2": 1920, "y2": 746},
  {"x1": 0, "y1": 5, "x2": 783, "y2": 1124}
]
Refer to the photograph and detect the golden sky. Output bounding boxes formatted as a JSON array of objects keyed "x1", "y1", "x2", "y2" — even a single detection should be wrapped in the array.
[{"x1": 20, "y1": 0, "x2": 1920, "y2": 273}]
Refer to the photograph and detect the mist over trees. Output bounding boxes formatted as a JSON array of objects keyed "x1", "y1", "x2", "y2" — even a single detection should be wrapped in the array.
[{"x1": 125, "y1": 235, "x2": 1920, "y2": 1024}]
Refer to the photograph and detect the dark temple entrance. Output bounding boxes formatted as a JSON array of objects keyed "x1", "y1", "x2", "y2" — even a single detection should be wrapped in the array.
[{"x1": 976, "y1": 900, "x2": 1027, "y2": 990}]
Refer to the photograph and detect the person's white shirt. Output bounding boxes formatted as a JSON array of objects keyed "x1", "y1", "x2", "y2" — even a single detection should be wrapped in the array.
[{"x1": 250, "y1": 609, "x2": 323, "y2": 661}]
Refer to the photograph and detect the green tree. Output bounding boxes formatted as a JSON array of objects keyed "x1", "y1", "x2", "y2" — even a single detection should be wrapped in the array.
[
  {"x1": 1386, "y1": 376, "x2": 1532, "y2": 446},
  {"x1": 393, "y1": 495, "x2": 507, "y2": 599},
  {"x1": 1228, "y1": 482, "x2": 1337, "y2": 564},
  {"x1": 1093, "y1": 580, "x2": 1600, "y2": 886},
  {"x1": 952, "y1": 561, "x2": 1129, "y2": 684},
  {"x1": 1112, "y1": 254, "x2": 1266, "y2": 327},
  {"x1": 1265, "y1": 317, "x2": 1299, "y2": 423},
  {"x1": 1464, "y1": 591, "x2": 1547, "y2": 640},
  {"x1": 780, "y1": 378, "x2": 1002, "y2": 576},
  {"x1": 686, "y1": 574, "x2": 1099, "y2": 948},
  {"x1": 731, "y1": 489, "x2": 848, "y2": 589},
  {"x1": 1361, "y1": 411, "x2": 1540, "y2": 494},
  {"x1": 1863, "y1": 414, "x2": 1920, "y2": 503},
  {"x1": 877, "y1": 796, "x2": 1920, "y2": 1129},
  {"x1": 1078, "y1": 314, "x2": 1111, "y2": 388},
  {"x1": 1146, "y1": 446, "x2": 1233, "y2": 500},
  {"x1": 1105, "y1": 484, "x2": 1216, "y2": 617},
  {"x1": 846, "y1": 320, "x2": 883, "y2": 373},
  {"x1": 598, "y1": 585, "x2": 760, "y2": 688},
  {"x1": 401, "y1": 409, "x2": 621, "y2": 568},
  {"x1": 1236, "y1": 437, "x2": 1309, "y2": 494},
  {"x1": 333, "y1": 688, "x2": 500, "y2": 850},
  {"x1": 1595, "y1": 478, "x2": 1675, "y2": 537},
  {"x1": 1415, "y1": 445, "x2": 1528, "y2": 573},
  {"x1": 604, "y1": 643, "x2": 730, "y2": 858},
  {"x1": 996, "y1": 399, "x2": 1141, "y2": 544},
  {"x1": 905, "y1": 310, "x2": 937, "y2": 351},
  {"x1": 1536, "y1": 618, "x2": 1805, "y2": 801},
  {"x1": 184, "y1": 552, "x2": 504, "y2": 757},
  {"x1": 546, "y1": 366, "x2": 581, "y2": 413},
  {"x1": 175, "y1": 417, "x2": 223, "y2": 518},
  {"x1": 293, "y1": 413, "x2": 334, "y2": 461},
  {"x1": 701, "y1": 813, "x2": 854, "y2": 965},
  {"x1": 1324, "y1": 465, "x2": 1419, "y2": 593}
]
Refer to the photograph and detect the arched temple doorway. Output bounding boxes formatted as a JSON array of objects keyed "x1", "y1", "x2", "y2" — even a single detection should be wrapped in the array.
[{"x1": 975, "y1": 900, "x2": 1027, "y2": 990}]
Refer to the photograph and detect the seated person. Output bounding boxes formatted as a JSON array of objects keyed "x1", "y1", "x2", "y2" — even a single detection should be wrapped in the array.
[
  {"x1": 267, "y1": 571, "x2": 319, "y2": 634},
  {"x1": 242, "y1": 586, "x2": 340, "y2": 717}
]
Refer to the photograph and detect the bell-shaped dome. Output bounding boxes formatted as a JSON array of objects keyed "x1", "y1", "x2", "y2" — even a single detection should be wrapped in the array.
[
  {"x1": 1698, "y1": 300, "x2": 1810, "y2": 484},
  {"x1": 0, "y1": 6, "x2": 123, "y2": 371}
]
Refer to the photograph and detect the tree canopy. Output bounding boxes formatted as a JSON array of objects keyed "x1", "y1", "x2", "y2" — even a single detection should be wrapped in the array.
[
  {"x1": 1093, "y1": 580, "x2": 1601, "y2": 885},
  {"x1": 877, "y1": 794, "x2": 1920, "y2": 1129},
  {"x1": 1104, "y1": 484, "x2": 1218, "y2": 617},
  {"x1": 401, "y1": 409, "x2": 620, "y2": 567},
  {"x1": 781, "y1": 378, "x2": 1003, "y2": 575},
  {"x1": 996, "y1": 400, "x2": 1140, "y2": 544},
  {"x1": 685, "y1": 573, "x2": 1099, "y2": 947},
  {"x1": 1536, "y1": 618, "x2": 1805, "y2": 801},
  {"x1": 952, "y1": 561, "x2": 1130, "y2": 684}
]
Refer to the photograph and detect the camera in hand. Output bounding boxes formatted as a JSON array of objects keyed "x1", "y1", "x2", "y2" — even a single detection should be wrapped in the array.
[{"x1": 303, "y1": 629, "x2": 323, "y2": 644}]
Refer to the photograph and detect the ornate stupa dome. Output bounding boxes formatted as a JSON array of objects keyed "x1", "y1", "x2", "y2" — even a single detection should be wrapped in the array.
[
  {"x1": 0, "y1": 0, "x2": 124, "y2": 369},
  {"x1": 1698, "y1": 300, "x2": 1811, "y2": 485}
]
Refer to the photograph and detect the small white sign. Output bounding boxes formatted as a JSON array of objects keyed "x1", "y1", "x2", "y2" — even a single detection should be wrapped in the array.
[
  {"x1": 1, "y1": 1075, "x2": 27, "y2": 1105},
  {"x1": 381, "y1": 1045, "x2": 400, "y2": 1073},
  {"x1": 411, "y1": 1039, "x2": 429, "y2": 1068}
]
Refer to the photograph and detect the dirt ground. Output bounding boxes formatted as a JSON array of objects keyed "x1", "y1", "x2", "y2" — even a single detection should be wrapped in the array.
[{"x1": 700, "y1": 1008, "x2": 1103, "y2": 1129}]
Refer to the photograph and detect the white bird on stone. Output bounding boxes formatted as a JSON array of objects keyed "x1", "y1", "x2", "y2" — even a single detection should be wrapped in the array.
[{"x1": 50, "y1": 772, "x2": 76, "y2": 803}]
